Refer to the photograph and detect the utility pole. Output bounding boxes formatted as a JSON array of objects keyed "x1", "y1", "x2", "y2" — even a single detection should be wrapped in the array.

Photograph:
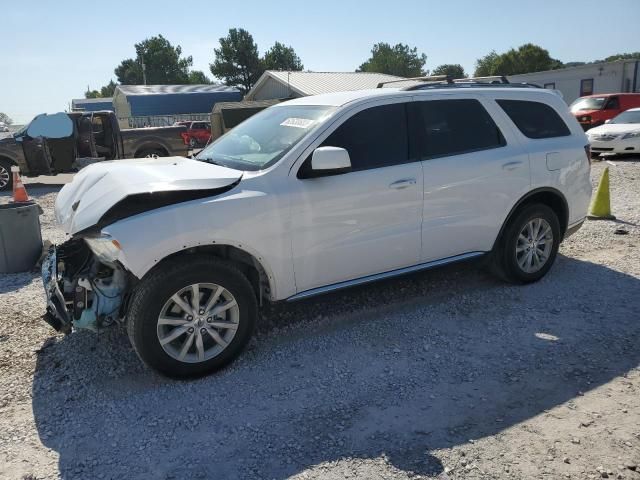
[{"x1": 141, "y1": 56, "x2": 147, "y2": 86}]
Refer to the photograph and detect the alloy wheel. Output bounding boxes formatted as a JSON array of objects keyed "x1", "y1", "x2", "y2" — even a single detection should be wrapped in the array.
[
  {"x1": 156, "y1": 283, "x2": 240, "y2": 363},
  {"x1": 0, "y1": 164, "x2": 10, "y2": 189},
  {"x1": 516, "y1": 218, "x2": 554, "y2": 274}
]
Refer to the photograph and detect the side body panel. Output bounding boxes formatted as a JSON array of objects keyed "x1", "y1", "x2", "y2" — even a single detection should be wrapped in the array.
[
  {"x1": 503, "y1": 92, "x2": 592, "y2": 227},
  {"x1": 119, "y1": 125, "x2": 188, "y2": 158},
  {"x1": 416, "y1": 93, "x2": 531, "y2": 261},
  {"x1": 102, "y1": 172, "x2": 296, "y2": 300}
]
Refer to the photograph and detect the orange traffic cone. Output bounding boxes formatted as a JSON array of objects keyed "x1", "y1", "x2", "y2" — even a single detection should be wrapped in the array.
[{"x1": 11, "y1": 166, "x2": 30, "y2": 203}]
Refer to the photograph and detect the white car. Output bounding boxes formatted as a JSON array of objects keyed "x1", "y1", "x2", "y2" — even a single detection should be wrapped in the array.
[
  {"x1": 0, "y1": 122, "x2": 9, "y2": 133},
  {"x1": 586, "y1": 108, "x2": 640, "y2": 156},
  {"x1": 42, "y1": 83, "x2": 592, "y2": 377}
]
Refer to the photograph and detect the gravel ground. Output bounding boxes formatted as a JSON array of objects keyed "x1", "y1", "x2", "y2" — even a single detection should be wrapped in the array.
[{"x1": 1, "y1": 159, "x2": 639, "y2": 480}]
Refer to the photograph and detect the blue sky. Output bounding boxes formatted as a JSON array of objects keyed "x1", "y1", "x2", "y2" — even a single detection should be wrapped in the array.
[{"x1": 2, "y1": 0, "x2": 639, "y2": 123}]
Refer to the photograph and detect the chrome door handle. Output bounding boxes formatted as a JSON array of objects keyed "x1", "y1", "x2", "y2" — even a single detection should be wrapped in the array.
[
  {"x1": 502, "y1": 161, "x2": 523, "y2": 171},
  {"x1": 389, "y1": 178, "x2": 417, "y2": 189}
]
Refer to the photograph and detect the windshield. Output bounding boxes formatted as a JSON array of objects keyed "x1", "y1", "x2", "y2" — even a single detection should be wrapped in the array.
[
  {"x1": 570, "y1": 97, "x2": 607, "y2": 113},
  {"x1": 196, "y1": 105, "x2": 335, "y2": 171},
  {"x1": 609, "y1": 110, "x2": 640, "y2": 124}
]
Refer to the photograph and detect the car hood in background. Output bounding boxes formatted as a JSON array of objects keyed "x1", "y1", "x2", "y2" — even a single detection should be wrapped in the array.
[
  {"x1": 56, "y1": 157, "x2": 242, "y2": 235},
  {"x1": 586, "y1": 124, "x2": 640, "y2": 136}
]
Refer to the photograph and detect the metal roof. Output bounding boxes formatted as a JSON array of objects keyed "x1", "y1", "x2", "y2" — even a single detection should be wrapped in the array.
[
  {"x1": 247, "y1": 71, "x2": 411, "y2": 99},
  {"x1": 71, "y1": 98, "x2": 114, "y2": 112},
  {"x1": 115, "y1": 84, "x2": 239, "y2": 96}
]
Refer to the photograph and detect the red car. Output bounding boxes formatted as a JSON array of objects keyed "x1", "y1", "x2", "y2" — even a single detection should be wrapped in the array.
[
  {"x1": 177, "y1": 121, "x2": 212, "y2": 148},
  {"x1": 570, "y1": 93, "x2": 640, "y2": 131}
]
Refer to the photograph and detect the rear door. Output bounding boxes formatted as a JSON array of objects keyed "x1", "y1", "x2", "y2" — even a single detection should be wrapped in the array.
[
  {"x1": 413, "y1": 95, "x2": 530, "y2": 262},
  {"x1": 290, "y1": 99, "x2": 423, "y2": 292}
]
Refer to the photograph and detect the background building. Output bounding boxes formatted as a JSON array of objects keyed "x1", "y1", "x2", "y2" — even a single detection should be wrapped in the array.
[
  {"x1": 509, "y1": 59, "x2": 640, "y2": 104},
  {"x1": 245, "y1": 71, "x2": 408, "y2": 101},
  {"x1": 112, "y1": 84, "x2": 242, "y2": 128},
  {"x1": 71, "y1": 97, "x2": 114, "y2": 112}
]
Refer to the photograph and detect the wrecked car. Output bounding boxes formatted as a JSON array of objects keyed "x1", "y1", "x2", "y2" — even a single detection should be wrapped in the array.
[
  {"x1": 43, "y1": 84, "x2": 591, "y2": 378},
  {"x1": 0, "y1": 110, "x2": 187, "y2": 190}
]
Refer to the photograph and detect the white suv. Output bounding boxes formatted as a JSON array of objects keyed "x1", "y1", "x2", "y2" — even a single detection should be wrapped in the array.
[{"x1": 43, "y1": 82, "x2": 592, "y2": 377}]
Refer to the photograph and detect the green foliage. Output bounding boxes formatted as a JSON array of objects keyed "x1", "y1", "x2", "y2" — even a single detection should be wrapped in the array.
[
  {"x1": 263, "y1": 41, "x2": 303, "y2": 71},
  {"x1": 210, "y1": 28, "x2": 263, "y2": 94},
  {"x1": 431, "y1": 64, "x2": 467, "y2": 79},
  {"x1": 600, "y1": 52, "x2": 640, "y2": 62},
  {"x1": 474, "y1": 44, "x2": 563, "y2": 76},
  {"x1": 188, "y1": 71, "x2": 212, "y2": 84},
  {"x1": 0, "y1": 112, "x2": 13, "y2": 125},
  {"x1": 85, "y1": 80, "x2": 117, "y2": 99},
  {"x1": 358, "y1": 43, "x2": 427, "y2": 77},
  {"x1": 115, "y1": 35, "x2": 193, "y2": 85}
]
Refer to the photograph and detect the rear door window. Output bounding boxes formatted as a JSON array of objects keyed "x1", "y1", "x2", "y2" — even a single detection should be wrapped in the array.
[
  {"x1": 497, "y1": 100, "x2": 571, "y2": 139},
  {"x1": 411, "y1": 99, "x2": 505, "y2": 159},
  {"x1": 320, "y1": 103, "x2": 409, "y2": 171}
]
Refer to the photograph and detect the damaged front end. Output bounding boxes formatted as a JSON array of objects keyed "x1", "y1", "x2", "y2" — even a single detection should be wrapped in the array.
[{"x1": 42, "y1": 237, "x2": 129, "y2": 333}]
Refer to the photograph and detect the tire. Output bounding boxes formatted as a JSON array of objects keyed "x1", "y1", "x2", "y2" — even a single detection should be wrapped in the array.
[
  {"x1": 188, "y1": 137, "x2": 198, "y2": 148},
  {"x1": 135, "y1": 149, "x2": 166, "y2": 158},
  {"x1": 0, "y1": 159, "x2": 13, "y2": 191},
  {"x1": 127, "y1": 256, "x2": 257, "y2": 378},
  {"x1": 492, "y1": 204, "x2": 561, "y2": 284}
]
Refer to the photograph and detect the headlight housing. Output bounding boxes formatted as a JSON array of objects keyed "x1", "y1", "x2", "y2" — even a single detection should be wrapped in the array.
[
  {"x1": 621, "y1": 131, "x2": 640, "y2": 139},
  {"x1": 84, "y1": 234, "x2": 122, "y2": 264}
]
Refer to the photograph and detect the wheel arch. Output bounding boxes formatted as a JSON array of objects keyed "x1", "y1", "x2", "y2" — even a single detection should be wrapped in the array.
[
  {"x1": 493, "y1": 187, "x2": 569, "y2": 250},
  {"x1": 144, "y1": 243, "x2": 276, "y2": 303},
  {"x1": 133, "y1": 143, "x2": 169, "y2": 157}
]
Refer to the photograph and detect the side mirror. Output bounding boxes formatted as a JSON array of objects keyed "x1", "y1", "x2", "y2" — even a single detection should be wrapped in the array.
[
  {"x1": 311, "y1": 147, "x2": 351, "y2": 173},
  {"x1": 604, "y1": 119, "x2": 611, "y2": 124},
  {"x1": 26, "y1": 112, "x2": 74, "y2": 139}
]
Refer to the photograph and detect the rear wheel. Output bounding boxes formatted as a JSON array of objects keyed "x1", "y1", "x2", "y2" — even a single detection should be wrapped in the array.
[
  {"x1": 493, "y1": 204, "x2": 560, "y2": 284},
  {"x1": 127, "y1": 257, "x2": 257, "y2": 378},
  {"x1": 0, "y1": 159, "x2": 13, "y2": 191}
]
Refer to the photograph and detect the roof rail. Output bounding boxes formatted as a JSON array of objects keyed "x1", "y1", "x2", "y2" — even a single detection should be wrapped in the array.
[
  {"x1": 376, "y1": 75, "x2": 452, "y2": 88},
  {"x1": 453, "y1": 75, "x2": 510, "y2": 84}
]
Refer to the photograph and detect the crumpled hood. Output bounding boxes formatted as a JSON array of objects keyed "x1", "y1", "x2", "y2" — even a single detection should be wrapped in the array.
[
  {"x1": 587, "y1": 123, "x2": 640, "y2": 136},
  {"x1": 56, "y1": 157, "x2": 242, "y2": 234}
]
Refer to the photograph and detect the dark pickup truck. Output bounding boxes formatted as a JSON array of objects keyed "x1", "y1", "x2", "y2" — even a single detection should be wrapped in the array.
[{"x1": 0, "y1": 110, "x2": 188, "y2": 190}]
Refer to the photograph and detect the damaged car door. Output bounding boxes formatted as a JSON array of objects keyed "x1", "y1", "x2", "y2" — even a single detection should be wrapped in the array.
[{"x1": 15, "y1": 112, "x2": 74, "y2": 175}]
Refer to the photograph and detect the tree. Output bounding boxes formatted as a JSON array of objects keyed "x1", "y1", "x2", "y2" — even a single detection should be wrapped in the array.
[
  {"x1": 100, "y1": 80, "x2": 118, "y2": 97},
  {"x1": 115, "y1": 35, "x2": 193, "y2": 85},
  {"x1": 358, "y1": 43, "x2": 427, "y2": 77},
  {"x1": 431, "y1": 64, "x2": 467, "y2": 79},
  {"x1": 85, "y1": 88, "x2": 101, "y2": 99},
  {"x1": 210, "y1": 28, "x2": 263, "y2": 94},
  {"x1": 263, "y1": 41, "x2": 303, "y2": 71},
  {"x1": 0, "y1": 112, "x2": 13, "y2": 125},
  {"x1": 187, "y1": 71, "x2": 212, "y2": 84},
  {"x1": 474, "y1": 44, "x2": 563, "y2": 76},
  {"x1": 85, "y1": 80, "x2": 118, "y2": 99}
]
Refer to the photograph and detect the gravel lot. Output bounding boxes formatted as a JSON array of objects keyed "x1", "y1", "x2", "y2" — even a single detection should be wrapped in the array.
[{"x1": 1, "y1": 159, "x2": 639, "y2": 480}]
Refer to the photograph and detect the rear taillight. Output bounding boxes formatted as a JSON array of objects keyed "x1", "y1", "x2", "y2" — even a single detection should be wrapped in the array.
[{"x1": 584, "y1": 144, "x2": 591, "y2": 166}]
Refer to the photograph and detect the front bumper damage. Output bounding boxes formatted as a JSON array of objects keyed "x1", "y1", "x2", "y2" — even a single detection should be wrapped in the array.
[
  {"x1": 42, "y1": 246, "x2": 72, "y2": 333},
  {"x1": 41, "y1": 239, "x2": 129, "y2": 333}
]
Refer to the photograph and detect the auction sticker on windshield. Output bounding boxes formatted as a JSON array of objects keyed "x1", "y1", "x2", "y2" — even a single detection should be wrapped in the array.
[{"x1": 280, "y1": 118, "x2": 316, "y2": 129}]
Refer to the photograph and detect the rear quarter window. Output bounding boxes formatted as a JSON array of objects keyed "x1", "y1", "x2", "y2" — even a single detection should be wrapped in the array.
[{"x1": 497, "y1": 99, "x2": 571, "y2": 139}]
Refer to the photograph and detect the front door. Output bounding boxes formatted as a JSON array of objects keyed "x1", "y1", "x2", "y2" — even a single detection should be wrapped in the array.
[{"x1": 290, "y1": 101, "x2": 423, "y2": 293}]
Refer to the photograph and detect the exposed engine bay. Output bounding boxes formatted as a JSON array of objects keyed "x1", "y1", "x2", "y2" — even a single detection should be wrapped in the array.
[{"x1": 42, "y1": 238, "x2": 129, "y2": 333}]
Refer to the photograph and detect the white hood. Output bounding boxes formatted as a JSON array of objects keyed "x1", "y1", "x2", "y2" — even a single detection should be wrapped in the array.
[
  {"x1": 587, "y1": 123, "x2": 640, "y2": 136},
  {"x1": 56, "y1": 157, "x2": 242, "y2": 234}
]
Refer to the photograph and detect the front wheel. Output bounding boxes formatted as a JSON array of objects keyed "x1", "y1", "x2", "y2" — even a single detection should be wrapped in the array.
[
  {"x1": 493, "y1": 204, "x2": 561, "y2": 284},
  {"x1": 0, "y1": 159, "x2": 13, "y2": 191},
  {"x1": 127, "y1": 257, "x2": 257, "y2": 378}
]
